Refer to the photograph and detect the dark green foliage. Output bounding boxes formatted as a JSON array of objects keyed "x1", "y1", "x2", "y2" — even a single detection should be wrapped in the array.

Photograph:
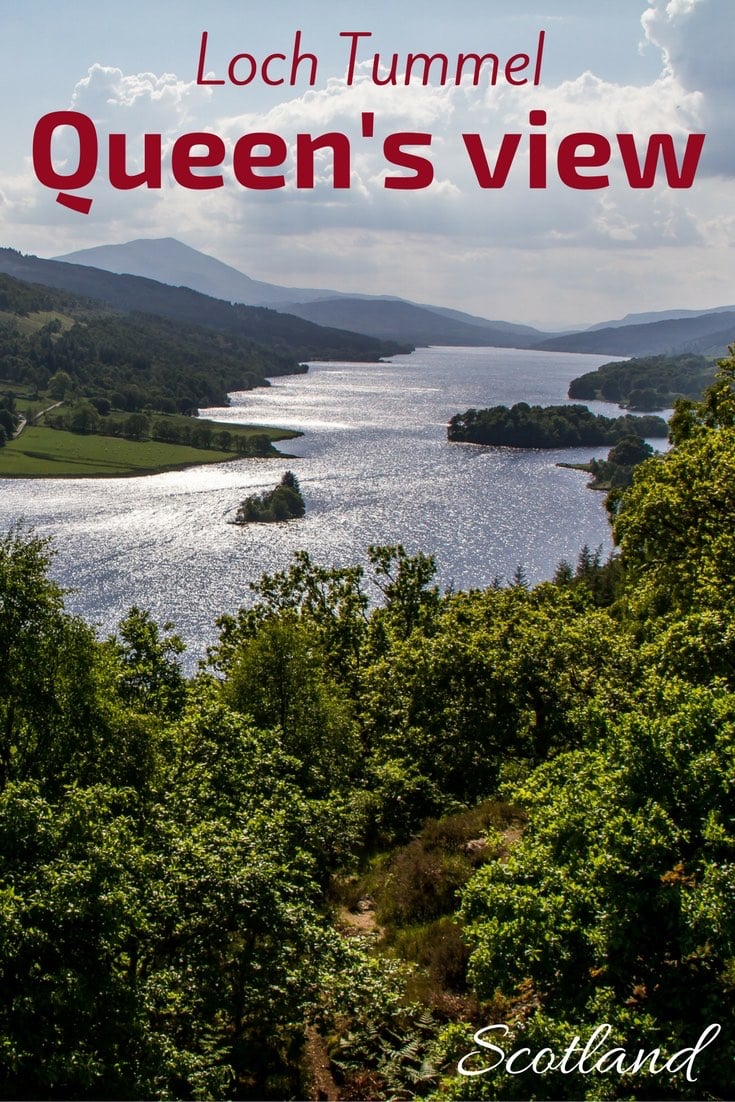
[
  {"x1": 233, "y1": 471, "x2": 306, "y2": 524},
  {"x1": 0, "y1": 410, "x2": 15, "y2": 440},
  {"x1": 568, "y1": 352, "x2": 716, "y2": 410},
  {"x1": 30, "y1": 309, "x2": 291, "y2": 410},
  {"x1": 553, "y1": 544, "x2": 624, "y2": 606},
  {"x1": 448, "y1": 402, "x2": 668, "y2": 448},
  {"x1": 109, "y1": 607, "x2": 186, "y2": 717},
  {"x1": 456, "y1": 688, "x2": 735, "y2": 1100},
  {"x1": 0, "y1": 526, "x2": 80, "y2": 792},
  {"x1": 221, "y1": 613, "x2": 360, "y2": 797},
  {"x1": 4, "y1": 347, "x2": 735, "y2": 1099},
  {"x1": 0, "y1": 268, "x2": 327, "y2": 423},
  {"x1": 0, "y1": 252, "x2": 410, "y2": 363},
  {"x1": 0, "y1": 537, "x2": 396, "y2": 1099}
]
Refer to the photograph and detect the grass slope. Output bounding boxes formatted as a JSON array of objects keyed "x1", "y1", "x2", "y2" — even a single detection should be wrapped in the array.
[{"x1": 0, "y1": 426, "x2": 296, "y2": 478}]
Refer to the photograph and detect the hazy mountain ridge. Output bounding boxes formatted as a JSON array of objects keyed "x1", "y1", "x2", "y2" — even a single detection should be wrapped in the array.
[
  {"x1": 54, "y1": 237, "x2": 735, "y2": 358},
  {"x1": 535, "y1": 310, "x2": 735, "y2": 358},
  {"x1": 55, "y1": 238, "x2": 550, "y2": 348},
  {"x1": 55, "y1": 238, "x2": 340, "y2": 307},
  {"x1": 278, "y1": 297, "x2": 541, "y2": 348},
  {"x1": 584, "y1": 304, "x2": 735, "y2": 331},
  {"x1": 0, "y1": 248, "x2": 408, "y2": 363}
]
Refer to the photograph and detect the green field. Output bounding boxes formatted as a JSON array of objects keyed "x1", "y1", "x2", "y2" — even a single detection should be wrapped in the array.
[
  {"x1": 0, "y1": 425, "x2": 297, "y2": 478},
  {"x1": 0, "y1": 308, "x2": 76, "y2": 337}
]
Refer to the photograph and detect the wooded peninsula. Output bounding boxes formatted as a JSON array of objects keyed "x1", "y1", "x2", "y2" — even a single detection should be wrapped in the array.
[{"x1": 568, "y1": 352, "x2": 716, "y2": 410}]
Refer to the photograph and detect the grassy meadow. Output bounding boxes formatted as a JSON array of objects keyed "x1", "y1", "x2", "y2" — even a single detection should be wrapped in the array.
[{"x1": 0, "y1": 421, "x2": 299, "y2": 478}]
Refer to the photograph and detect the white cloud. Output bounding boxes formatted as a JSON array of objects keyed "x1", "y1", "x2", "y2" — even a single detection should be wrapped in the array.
[
  {"x1": 70, "y1": 64, "x2": 209, "y2": 131},
  {"x1": 641, "y1": 0, "x2": 734, "y2": 175},
  {"x1": 2, "y1": 0, "x2": 731, "y2": 325}
]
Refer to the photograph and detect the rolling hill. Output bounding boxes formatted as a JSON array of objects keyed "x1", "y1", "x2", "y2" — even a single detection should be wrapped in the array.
[
  {"x1": 55, "y1": 238, "x2": 550, "y2": 348},
  {"x1": 0, "y1": 248, "x2": 407, "y2": 363},
  {"x1": 533, "y1": 311, "x2": 735, "y2": 359}
]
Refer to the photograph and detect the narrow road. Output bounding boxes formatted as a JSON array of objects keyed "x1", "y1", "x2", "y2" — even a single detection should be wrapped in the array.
[{"x1": 11, "y1": 400, "x2": 63, "y2": 440}]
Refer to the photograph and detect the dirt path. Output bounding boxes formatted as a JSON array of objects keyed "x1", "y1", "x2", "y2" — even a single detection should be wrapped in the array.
[
  {"x1": 303, "y1": 1026, "x2": 341, "y2": 1102},
  {"x1": 336, "y1": 897, "x2": 381, "y2": 937}
]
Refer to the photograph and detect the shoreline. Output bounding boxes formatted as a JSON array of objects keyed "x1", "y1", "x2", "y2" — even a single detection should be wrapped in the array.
[{"x1": 0, "y1": 425, "x2": 302, "y2": 480}]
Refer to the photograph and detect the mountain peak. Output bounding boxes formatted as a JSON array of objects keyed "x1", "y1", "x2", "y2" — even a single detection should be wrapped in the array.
[{"x1": 53, "y1": 237, "x2": 343, "y2": 307}]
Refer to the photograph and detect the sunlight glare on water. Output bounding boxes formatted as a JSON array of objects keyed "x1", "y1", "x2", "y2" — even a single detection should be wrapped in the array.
[{"x1": 0, "y1": 346, "x2": 631, "y2": 665}]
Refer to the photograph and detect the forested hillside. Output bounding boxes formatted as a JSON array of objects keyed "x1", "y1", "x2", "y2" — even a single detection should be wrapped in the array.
[
  {"x1": 0, "y1": 272, "x2": 298, "y2": 411},
  {"x1": 1, "y1": 352, "x2": 735, "y2": 1099},
  {"x1": 0, "y1": 250, "x2": 410, "y2": 364},
  {"x1": 568, "y1": 352, "x2": 717, "y2": 410}
]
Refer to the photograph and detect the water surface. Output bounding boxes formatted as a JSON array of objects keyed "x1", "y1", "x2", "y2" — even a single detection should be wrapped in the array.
[{"x1": 0, "y1": 346, "x2": 630, "y2": 663}]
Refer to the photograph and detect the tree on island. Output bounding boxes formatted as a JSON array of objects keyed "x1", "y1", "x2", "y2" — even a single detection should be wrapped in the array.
[
  {"x1": 447, "y1": 402, "x2": 668, "y2": 448},
  {"x1": 233, "y1": 471, "x2": 305, "y2": 524},
  {"x1": 584, "y1": 434, "x2": 656, "y2": 497}
]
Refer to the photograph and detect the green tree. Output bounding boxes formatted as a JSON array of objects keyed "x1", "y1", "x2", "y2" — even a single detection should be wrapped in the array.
[
  {"x1": 0, "y1": 528, "x2": 67, "y2": 790},
  {"x1": 47, "y1": 370, "x2": 73, "y2": 399},
  {"x1": 68, "y1": 401, "x2": 100, "y2": 435},
  {"x1": 456, "y1": 683, "x2": 735, "y2": 1100},
  {"x1": 0, "y1": 410, "x2": 14, "y2": 439},
  {"x1": 215, "y1": 549, "x2": 370, "y2": 684},
  {"x1": 614, "y1": 407, "x2": 735, "y2": 617},
  {"x1": 222, "y1": 614, "x2": 359, "y2": 795},
  {"x1": 109, "y1": 607, "x2": 186, "y2": 718},
  {"x1": 234, "y1": 472, "x2": 305, "y2": 524},
  {"x1": 123, "y1": 412, "x2": 149, "y2": 441}
]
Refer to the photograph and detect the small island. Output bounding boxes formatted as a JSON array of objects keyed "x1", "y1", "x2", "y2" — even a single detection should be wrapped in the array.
[
  {"x1": 447, "y1": 402, "x2": 668, "y2": 448},
  {"x1": 232, "y1": 471, "x2": 306, "y2": 524}
]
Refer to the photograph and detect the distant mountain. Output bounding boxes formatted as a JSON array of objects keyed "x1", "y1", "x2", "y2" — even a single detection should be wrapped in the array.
[
  {"x1": 54, "y1": 237, "x2": 338, "y2": 307},
  {"x1": 417, "y1": 305, "x2": 540, "y2": 339},
  {"x1": 279, "y1": 297, "x2": 544, "y2": 348},
  {"x1": 584, "y1": 304, "x2": 735, "y2": 332},
  {"x1": 55, "y1": 238, "x2": 550, "y2": 348},
  {"x1": 533, "y1": 311, "x2": 735, "y2": 359},
  {"x1": 0, "y1": 248, "x2": 407, "y2": 363},
  {"x1": 44, "y1": 237, "x2": 735, "y2": 358}
]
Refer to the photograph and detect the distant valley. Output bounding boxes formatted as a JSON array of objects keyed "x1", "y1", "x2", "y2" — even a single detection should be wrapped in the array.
[
  {"x1": 54, "y1": 238, "x2": 546, "y2": 349},
  {"x1": 52, "y1": 236, "x2": 735, "y2": 359}
]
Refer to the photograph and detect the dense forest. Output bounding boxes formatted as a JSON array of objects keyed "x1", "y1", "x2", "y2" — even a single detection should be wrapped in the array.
[
  {"x1": 568, "y1": 352, "x2": 716, "y2": 410},
  {"x1": 447, "y1": 402, "x2": 668, "y2": 448},
  {"x1": 0, "y1": 268, "x2": 409, "y2": 417},
  {"x1": 0, "y1": 272, "x2": 297, "y2": 413},
  {"x1": 1, "y1": 352, "x2": 735, "y2": 1100},
  {"x1": 0, "y1": 251, "x2": 410, "y2": 365}
]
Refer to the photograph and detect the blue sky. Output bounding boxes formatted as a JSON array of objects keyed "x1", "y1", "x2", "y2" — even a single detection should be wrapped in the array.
[{"x1": 0, "y1": 0, "x2": 732, "y2": 326}]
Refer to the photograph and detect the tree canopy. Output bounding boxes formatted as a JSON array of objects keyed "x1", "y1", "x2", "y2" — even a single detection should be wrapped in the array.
[
  {"x1": 2, "y1": 349, "x2": 735, "y2": 1098},
  {"x1": 448, "y1": 402, "x2": 667, "y2": 448}
]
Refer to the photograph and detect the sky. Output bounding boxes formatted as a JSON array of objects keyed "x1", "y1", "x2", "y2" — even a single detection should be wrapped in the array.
[{"x1": 0, "y1": 0, "x2": 732, "y2": 328}]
